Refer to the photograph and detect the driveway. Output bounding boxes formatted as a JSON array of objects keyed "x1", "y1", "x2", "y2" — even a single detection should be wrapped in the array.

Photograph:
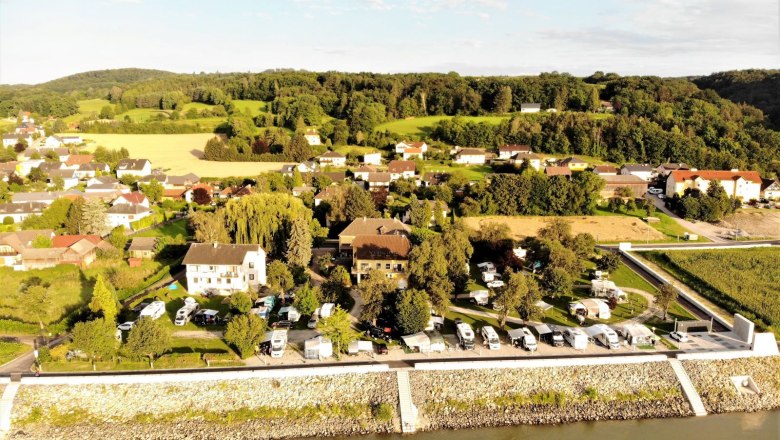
[{"x1": 647, "y1": 195, "x2": 730, "y2": 242}]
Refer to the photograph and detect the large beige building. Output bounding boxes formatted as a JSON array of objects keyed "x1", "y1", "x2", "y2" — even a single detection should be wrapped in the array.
[
  {"x1": 351, "y1": 234, "x2": 411, "y2": 288},
  {"x1": 665, "y1": 170, "x2": 762, "y2": 200}
]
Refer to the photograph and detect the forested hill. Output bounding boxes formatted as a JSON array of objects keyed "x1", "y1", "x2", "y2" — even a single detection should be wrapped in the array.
[
  {"x1": 39, "y1": 68, "x2": 175, "y2": 94},
  {"x1": 693, "y1": 70, "x2": 780, "y2": 127}
]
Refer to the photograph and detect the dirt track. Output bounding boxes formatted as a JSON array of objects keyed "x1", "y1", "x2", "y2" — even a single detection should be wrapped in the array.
[{"x1": 464, "y1": 216, "x2": 665, "y2": 242}]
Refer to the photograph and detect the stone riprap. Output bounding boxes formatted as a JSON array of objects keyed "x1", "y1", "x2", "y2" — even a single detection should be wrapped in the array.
[
  {"x1": 9, "y1": 373, "x2": 398, "y2": 440},
  {"x1": 682, "y1": 355, "x2": 780, "y2": 413},
  {"x1": 409, "y1": 361, "x2": 692, "y2": 430}
]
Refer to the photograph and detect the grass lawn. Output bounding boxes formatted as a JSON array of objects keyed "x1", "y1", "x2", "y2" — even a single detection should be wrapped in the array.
[
  {"x1": 133, "y1": 218, "x2": 190, "y2": 239},
  {"x1": 594, "y1": 205, "x2": 706, "y2": 242},
  {"x1": 645, "y1": 301, "x2": 697, "y2": 334},
  {"x1": 0, "y1": 265, "x2": 89, "y2": 328},
  {"x1": 610, "y1": 263, "x2": 657, "y2": 293},
  {"x1": 334, "y1": 145, "x2": 381, "y2": 156},
  {"x1": 117, "y1": 108, "x2": 170, "y2": 123},
  {"x1": 0, "y1": 341, "x2": 31, "y2": 365},
  {"x1": 540, "y1": 287, "x2": 648, "y2": 327},
  {"x1": 376, "y1": 115, "x2": 508, "y2": 137},
  {"x1": 63, "y1": 99, "x2": 112, "y2": 124},
  {"x1": 123, "y1": 282, "x2": 232, "y2": 332},
  {"x1": 78, "y1": 133, "x2": 292, "y2": 177},
  {"x1": 232, "y1": 100, "x2": 267, "y2": 116},
  {"x1": 179, "y1": 102, "x2": 216, "y2": 113},
  {"x1": 422, "y1": 162, "x2": 493, "y2": 181}
]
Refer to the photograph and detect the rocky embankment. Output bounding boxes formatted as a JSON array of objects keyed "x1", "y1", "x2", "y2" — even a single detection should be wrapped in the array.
[
  {"x1": 9, "y1": 373, "x2": 398, "y2": 440},
  {"x1": 409, "y1": 362, "x2": 692, "y2": 430},
  {"x1": 682, "y1": 355, "x2": 780, "y2": 413}
]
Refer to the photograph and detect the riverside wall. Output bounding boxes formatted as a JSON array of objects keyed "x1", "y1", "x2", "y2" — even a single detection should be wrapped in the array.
[{"x1": 7, "y1": 355, "x2": 780, "y2": 440}]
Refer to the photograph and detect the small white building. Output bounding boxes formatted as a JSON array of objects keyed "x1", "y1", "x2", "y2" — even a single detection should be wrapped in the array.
[
  {"x1": 363, "y1": 152, "x2": 382, "y2": 166},
  {"x1": 620, "y1": 164, "x2": 654, "y2": 182},
  {"x1": 0, "y1": 202, "x2": 48, "y2": 224},
  {"x1": 452, "y1": 148, "x2": 487, "y2": 165},
  {"x1": 115, "y1": 159, "x2": 152, "y2": 178},
  {"x1": 387, "y1": 160, "x2": 416, "y2": 180},
  {"x1": 183, "y1": 243, "x2": 268, "y2": 294},
  {"x1": 106, "y1": 204, "x2": 151, "y2": 230},
  {"x1": 304, "y1": 129, "x2": 321, "y2": 146},
  {"x1": 317, "y1": 151, "x2": 347, "y2": 167},
  {"x1": 497, "y1": 144, "x2": 531, "y2": 160},
  {"x1": 520, "y1": 103, "x2": 541, "y2": 113},
  {"x1": 111, "y1": 192, "x2": 150, "y2": 208},
  {"x1": 395, "y1": 141, "x2": 428, "y2": 154}
]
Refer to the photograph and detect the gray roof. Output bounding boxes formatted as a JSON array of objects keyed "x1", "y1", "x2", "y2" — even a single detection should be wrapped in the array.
[
  {"x1": 521, "y1": 103, "x2": 541, "y2": 108},
  {"x1": 167, "y1": 173, "x2": 199, "y2": 186},
  {"x1": 0, "y1": 202, "x2": 48, "y2": 215},
  {"x1": 106, "y1": 204, "x2": 150, "y2": 215},
  {"x1": 183, "y1": 243, "x2": 264, "y2": 265},
  {"x1": 23, "y1": 148, "x2": 68, "y2": 157},
  {"x1": 12, "y1": 192, "x2": 63, "y2": 203},
  {"x1": 621, "y1": 164, "x2": 653, "y2": 172},
  {"x1": 128, "y1": 237, "x2": 158, "y2": 252},
  {"x1": 116, "y1": 158, "x2": 151, "y2": 171},
  {"x1": 48, "y1": 169, "x2": 76, "y2": 179}
]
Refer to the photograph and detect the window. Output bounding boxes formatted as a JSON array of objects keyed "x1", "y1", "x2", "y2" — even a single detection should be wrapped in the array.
[
  {"x1": 249, "y1": 274, "x2": 255, "y2": 281},
  {"x1": 249, "y1": 262, "x2": 254, "y2": 269},
  {"x1": 209, "y1": 266, "x2": 215, "y2": 271},
  {"x1": 375, "y1": 263, "x2": 381, "y2": 269},
  {"x1": 396, "y1": 264, "x2": 403, "y2": 271},
  {"x1": 207, "y1": 278, "x2": 212, "y2": 284},
  {"x1": 361, "y1": 263, "x2": 368, "y2": 270},
  {"x1": 385, "y1": 263, "x2": 391, "y2": 270},
  {"x1": 193, "y1": 278, "x2": 198, "y2": 283}
]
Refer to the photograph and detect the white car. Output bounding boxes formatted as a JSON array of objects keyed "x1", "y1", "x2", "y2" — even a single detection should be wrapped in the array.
[
  {"x1": 486, "y1": 280, "x2": 505, "y2": 288},
  {"x1": 657, "y1": 194, "x2": 666, "y2": 199},
  {"x1": 648, "y1": 188, "x2": 663, "y2": 194},
  {"x1": 670, "y1": 331, "x2": 689, "y2": 343},
  {"x1": 117, "y1": 321, "x2": 134, "y2": 331}
]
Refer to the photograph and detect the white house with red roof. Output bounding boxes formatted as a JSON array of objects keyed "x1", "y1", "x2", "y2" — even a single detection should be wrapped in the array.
[
  {"x1": 395, "y1": 141, "x2": 428, "y2": 155},
  {"x1": 665, "y1": 169, "x2": 762, "y2": 200},
  {"x1": 111, "y1": 191, "x2": 150, "y2": 208}
]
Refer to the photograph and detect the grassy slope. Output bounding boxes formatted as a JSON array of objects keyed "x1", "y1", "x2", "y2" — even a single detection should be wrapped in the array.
[
  {"x1": 232, "y1": 100, "x2": 267, "y2": 116},
  {"x1": 0, "y1": 341, "x2": 31, "y2": 365},
  {"x1": 133, "y1": 218, "x2": 190, "y2": 239},
  {"x1": 0, "y1": 265, "x2": 88, "y2": 326},
  {"x1": 376, "y1": 115, "x2": 508, "y2": 137}
]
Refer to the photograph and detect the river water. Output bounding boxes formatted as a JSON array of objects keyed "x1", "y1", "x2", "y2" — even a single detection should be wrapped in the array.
[{"x1": 331, "y1": 411, "x2": 779, "y2": 440}]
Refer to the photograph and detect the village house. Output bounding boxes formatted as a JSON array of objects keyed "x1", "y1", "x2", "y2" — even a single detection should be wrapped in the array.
[
  {"x1": 761, "y1": 178, "x2": 780, "y2": 200},
  {"x1": 520, "y1": 103, "x2": 541, "y2": 113},
  {"x1": 128, "y1": 237, "x2": 158, "y2": 259},
  {"x1": 592, "y1": 165, "x2": 618, "y2": 176},
  {"x1": 2, "y1": 134, "x2": 32, "y2": 148},
  {"x1": 11, "y1": 191, "x2": 65, "y2": 206},
  {"x1": 351, "y1": 234, "x2": 411, "y2": 287},
  {"x1": 64, "y1": 154, "x2": 94, "y2": 168},
  {"x1": 280, "y1": 161, "x2": 318, "y2": 176},
  {"x1": 600, "y1": 174, "x2": 649, "y2": 198},
  {"x1": 0, "y1": 230, "x2": 54, "y2": 269},
  {"x1": 74, "y1": 163, "x2": 110, "y2": 179},
  {"x1": 395, "y1": 141, "x2": 428, "y2": 154},
  {"x1": 106, "y1": 204, "x2": 152, "y2": 230},
  {"x1": 352, "y1": 165, "x2": 376, "y2": 181},
  {"x1": 304, "y1": 129, "x2": 321, "y2": 146},
  {"x1": 421, "y1": 172, "x2": 446, "y2": 187},
  {"x1": 544, "y1": 166, "x2": 572, "y2": 178},
  {"x1": 655, "y1": 163, "x2": 690, "y2": 176},
  {"x1": 0, "y1": 202, "x2": 48, "y2": 223},
  {"x1": 497, "y1": 144, "x2": 531, "y2": 160},
  {"x1": 317, "y1": 151, "x2": 347, "y2": 167},
  {"x1": 401, "y1": 147, "x2": 424, "y2": 160},
  {"x1": 51, "y1": 235, "x2": 113, "y2": 267},
  {"x1": 387, "y1": 160, "x2": 416, "y2": 180},
  {"x1": 23, "y1": 148, "x2": 70, "y2": 162},
  {"x1": 112, "y1": 192, "x2": 150, "y2": 208},
  {"x1": 620, "y1": 164, "x2": 654, "y2": 181},
  {"x1": 364, "y1": 172, "x2": 392, "y2": 190},
  {"x1": 218, "y1": 184, "x2": 253, "y2": 200},
  {"x1": 513, "y1": 152, "x2": 542, "y2": 171},
  {"x1": 558, "y1": 157, "x2": 589, "y2": 171},
  {"x1": 47, "y1": 169, "x2": 79, "y2": 189},
  {"x1": 87, "y1": 175, "x2": 120, "y2": 186},
  {"x1": 665, "y1": 169, "x2": 762, "y2": 200},
  {"x1": 291, "y1": 185, "x2": 314, "y2": 197},
  {"x1": 362, "y1": 152, "x2": 382, "y2": 166},
  {"x1": 338, "y1": 217, "x2": 411, "y2": 253},
  {"x1": 115, "y1": 158, "x2": 152, "y2": 178},
  {"x1": 452, "y1": 148, "x2": 487, "y2": 165},
  {"x1": 401, "y1": 199, "x2": 450, "y2": 226},
  {"x1": 183, "y1": 243, "x2": 267, "y2": 294}
]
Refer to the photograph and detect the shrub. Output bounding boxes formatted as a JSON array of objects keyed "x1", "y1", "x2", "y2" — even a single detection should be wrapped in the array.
[
  {"x1": 2, "y1": 217, "x2": 13, "y2": 225},
  {"x1": 372, "y1": 403, "x2": 394, "y2": 423},
  {"x1": 36, "y1": 346, "x2": 52, "y2": 362}
]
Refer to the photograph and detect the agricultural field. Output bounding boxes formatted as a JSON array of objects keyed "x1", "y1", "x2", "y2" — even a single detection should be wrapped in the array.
[
  {"x1": 464, "y1": 215, "x2": 666, "y2": 243},
  {"x1": 594, "y1": 205, "x2": 703, "y2": 241},
  {"x1": 63, "y1": 99, "x2": 111, "y2": 124},
  {"x1": 719, "y1": 210, "x2": 780, "y2": 239},
  {"x1": 375, "y1": 115, "x2": 508, "y2": 137},
  {"x1": 77, "y1": 133, "x2": 292, "y2": 177},
  {"x1": 643, "y1": 248, "x2": 780, "y2": 331}
]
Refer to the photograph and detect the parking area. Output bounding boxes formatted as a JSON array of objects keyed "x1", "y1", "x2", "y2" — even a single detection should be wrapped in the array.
[{"x1": 667, "y1": 331, "x2": 751, "y2": 352}]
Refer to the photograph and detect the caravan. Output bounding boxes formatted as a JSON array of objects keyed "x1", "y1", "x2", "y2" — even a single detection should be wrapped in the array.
[
  {"x1": 585, "y1": 324, "x2": 621, "y2": 349},
  {"x1": 563, "y1": 328, "x2": 589, "y2": 350},
  {"x1": 139, "y1": 301, "x2": 166, "y2": 321},
  {"x1": 174, "y1": 298, "x2": 199, "y2": 326},
  {"x1": 480, "y1": 326, "x2": 501, "y2": 350},
  {"x1": 270, "y1": 330, "x2": 288, "y2": 358},
  {"x1": 456, "y1": 322, "x2": 476, "y2": 350}
]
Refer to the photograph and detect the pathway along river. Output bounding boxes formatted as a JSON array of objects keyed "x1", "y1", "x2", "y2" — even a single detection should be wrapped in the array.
[{"x1": 331, "y1": 410, "x2": 779, "y2": 440}]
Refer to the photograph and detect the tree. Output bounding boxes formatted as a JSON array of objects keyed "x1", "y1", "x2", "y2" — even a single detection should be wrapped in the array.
[
  {"x1": 493, "y1": 85, "x2": 513, "y2": 113},
  {"x1": 597, "y1": 251, "x2": 621, "y2": 273},
  {"x1": 140, "y1": 179, "x2": 163, "y2": 203},
  {"x1": 408, "y1": 235, "x2": 453, "y2": 314},
  {"x1": 224, "y1": 314, "x2": 267, "y2": 358},
  {"x1": 570, "y1": 233, "x2": 596, "y2": 259},
  {"x1": 542, "y1": 266, "x2": 572, "y2": 298},
  {"x1": 70, "y1": 318, "x2": 117, "y2": 369},
  {"x1": 192, "y1": 187, "x2": 212, "y2": 205},
  {"x1": 344, "y1": 186, "x2": 378, "y2": 220},
  {"x1": 294, "y1": 283, "x2": 322, "y2": 316},
  {"x1": 64, "y1": 197, "x2": 86, "y2": 234},
  {"x1": 125, "y1": 317, "x2": 171, "y2": 368},
  {"x1": 16, "y1": 283, "x2": 52, "y2": 330},
  {"x1": 408, "y1": 196, "x2": 432, "y2": 229},
  {"x1": 31, "y1": 235, "x2": 52, "y2": 248},
  {"x1": 655, "y1": 283, "x2": 678, "y2": 320},
  {"x1": 358, "y1": 270, "x2": 395, "y2": 323},
  {"x1": 266, "y1": 260, "x2": 294, "y2": 294},
  {"x1": 89, "y1": 274, "x2": 118, "y2": 323},
  {"x1": 223, "y1": 193, "x2": 313, "y2": 255},
  {"x1": 27, "y1": 167, "x2": 47, "y2": 183},
  {"x1": 493, "y1": 271, "x2": 529, "y2": 328},
  {"x1": 285, "y1": 217, "x2": 312, "y2": 268},
  {"x1": 394, "y1": 288, "x2": 430, "y2": 335},
  {"x1": 107, "y1": 226, "x2": 128, "y2": 256},
  {"x1": 322, "y1": 265, "x2": 351, "y2": 302},
  {"x1": 189, "y1": 210, "x2": 230, "y2": 244},
  {"x1": 81, "y1": 199, "x2": 109, "y2": 236},
  {"x1": 99, "y1": 105, "x2": 115, "y2": 119},
  {"x1": 537, "y1": 217, "x2": 573, "y2": 243},
  {"x1": 517, "y1": 277, "x2": 543, "y2": 322},
  {"x1": 318, "y1": 306, "x2": 360, "y2": 355},
  {"x1": 230, "y1": 292, "x2": 253, "y2": 314}
]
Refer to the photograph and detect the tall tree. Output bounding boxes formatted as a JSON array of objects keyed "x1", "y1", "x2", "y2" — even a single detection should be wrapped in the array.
[
  {"x1": 189, "y1": 210, "x2": 230, "y2": 244},
  {"x1": 285, "y1": 217, "x2": 312, "y2": 268},
  {"x1": 318, "y1": 306, "x2": 360, "y2": 355},
  {"x1": 224, "y1": 314, "x2": 267, "y2": 358},
  {"x1": 81, "y1": 199, "x2": 109, "y2": 236},
  {"x1": 542, "y1": 266, "x2": 573, "y2": 298},
  {"x1": 125, "y1": 317, "x2": 171, "y2": 368},
  {"x1": 266, "y1": 260, "x2": 294, "y2": 294},
  {"x1": 358, "y1": 270, "x2": 395, "y2": 323},
  {"x1": 107, "y1": 226, "x2": 128, "y2": 257},
  {"x1": 394, "y1": 288, "x2": 430, "y2": 335},
  {"x1": 140, "y1": 179, "x2": 163, "y2": 203},
  {"x1": 344, "y1": 185, "x2": 378, "y2": 221},
  {"x1": 408, "y1": 196, "x2": 432, "y2": 229},
  {"x1": 230, "y1": 292, "x2": 253, "y2": 314},
  {"x1": 191, "y1": 187, "x2": 212, "y2": 205},
  {"x1": 64, "y1": 197, "x2": 86, "y2": 234},
  {"x1": 408, "y1": 235, "x2": 453, "y2": 315},
  {"x1": 322, "y1": 265, "x2": 352, "y2": 302},
  {"x1": 294, "y1": 283, "x2": 322, "y2": 316},
  {"x1": 493, "y1": 271, "x2": 529, "y2": 328},
  {"x1": 655, "y1": 283, "x2": 678, "y2": 320},
  {"x1": 88, "y1": 274, "x2": 118, "y2": 323},
  {"x1": 493, "y1": 85, "x2": 513, "y2": 113},
  {"x1": 537, "y1": 217, "x2": 573, "y2": 243},
  {"x1": 16, "y1": 283, "x2": 52, "y2": 330},
  {"x1": 223, "y1": 193, "x2": 312, "y2": 255},
  {"x1": 70, "y1": 318, "x2": 117, "y2": 369}
]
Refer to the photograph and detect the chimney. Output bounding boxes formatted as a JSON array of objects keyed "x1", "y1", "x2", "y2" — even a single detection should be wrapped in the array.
[{"x1": 378, "y1": 225, "x2": 386, "y2": 235}]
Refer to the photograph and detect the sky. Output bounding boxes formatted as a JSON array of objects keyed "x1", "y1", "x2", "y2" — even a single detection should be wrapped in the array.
[{"x1": 0, "y1": 0, "x2": 778, "y2": 84}]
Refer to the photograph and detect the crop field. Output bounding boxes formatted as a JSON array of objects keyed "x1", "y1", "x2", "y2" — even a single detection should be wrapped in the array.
[
  {"x1": 643, "y1": 248, "x2": 780, "y2": 331},
  {"x1": 376, "y1": 115, "x2": 508, "y2": 137},
  {"x1": 63, "y1": 99, "x2": 111, "y2": 123},
  {"x1": 464, "y1": 215, "x2": 666, "y2": 242},
  {"x1": 79, "y1": 133, "x2": 291, "y2": 177}
]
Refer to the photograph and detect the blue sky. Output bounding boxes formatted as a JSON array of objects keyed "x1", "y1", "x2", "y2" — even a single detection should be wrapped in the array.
[{"x1": 1, "y1": 0, "x2": 778, "y2": 84}]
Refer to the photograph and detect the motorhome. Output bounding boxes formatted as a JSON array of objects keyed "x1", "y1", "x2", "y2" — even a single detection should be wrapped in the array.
[
  {"x1": 320, "y1": 303, "x2": 335, "y2": 318},
  {"x1": 279, "y1": 306, "x2": 301, "y2": 323},
  {"x1": 480, "y1": 326, "x2": 501, "y2": 350},
  {"x1": 139, "y1": 301, "x2": 166, "y2": 320},
  {"x1": 563, "y1": 328, "x2": 589, "y2": 350},
  {"x1": 508, "y1": 327, "x2": 537, "y2": 351},
  {"x1": 192, "y1": 309, "x2": 220, "y2": 326},
  {"x1": 469, "y1": 290, "x2": 489, "y2": 306},
  {"x1": 174, "y1": 297, "x2": 199, "y2": 326},
  {"x1": 348, "y1": 340, "x2": 374, "y2": 355},
  {"x1": 456, "y1": 322, "x2": 476, "y2": 350},
  {"x1": 531, "y1": 323, "x2": 564, "y2": 347},
  {"x1": 270, "y1": 329, "x2": 288, "y2": 358}
]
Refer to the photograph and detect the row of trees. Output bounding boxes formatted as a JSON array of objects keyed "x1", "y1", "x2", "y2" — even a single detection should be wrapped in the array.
[{"x1": 665, "y1": 181, "x2": 740, "y2": 221}]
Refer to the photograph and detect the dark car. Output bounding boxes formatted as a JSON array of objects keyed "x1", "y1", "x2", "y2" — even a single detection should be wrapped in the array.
[
  {"x1": 132, "y1": 301, "x2": 150, "y2": 313},
  {"x1": 271, "y1": 320, "x2": 293, "y2": 329}
]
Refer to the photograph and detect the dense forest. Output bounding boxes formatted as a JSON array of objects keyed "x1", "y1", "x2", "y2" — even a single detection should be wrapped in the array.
[
  {"x1": 1, "y1": 69, "x2": 779, "y2": 176},
  {"x1": 692, "y1": 69, "x2": 780, "y2": 128}
]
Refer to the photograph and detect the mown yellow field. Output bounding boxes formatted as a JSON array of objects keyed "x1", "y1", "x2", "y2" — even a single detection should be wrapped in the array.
[
  {"x1": 75, "y1": 133, "x2": 291, "y2": 177},
  {"x1": 464, "y1": 215, "x2": 665, "y2": 242}
]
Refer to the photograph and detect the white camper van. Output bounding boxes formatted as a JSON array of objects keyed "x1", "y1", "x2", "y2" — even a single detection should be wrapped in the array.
[
  {"x1": 456, "y1": 322, "x2": 475, "y2": 350},
  {"x1": 174, "y1": 297, "x2": 199, "y2": 326},
  {"x1": 563, "y1": 328, "x2": 589, "y2": 350},
  {"x1": 139, "y1": 301, "x2": 166, "y2": 321},
  {"x1": 586, "y1": 324, "x2": 621, "y2": 349},
  {"x1": 270, "y1": 329, "x2": 288, "y2": 358},
  {"x1": 480, "y1": 326, "x2": 500, "y2": 350}
]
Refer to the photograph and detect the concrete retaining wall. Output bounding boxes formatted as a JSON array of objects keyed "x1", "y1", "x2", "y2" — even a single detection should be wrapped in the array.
[{"x1": 414, "y1": 354, "x2": 668, "y2": 370}]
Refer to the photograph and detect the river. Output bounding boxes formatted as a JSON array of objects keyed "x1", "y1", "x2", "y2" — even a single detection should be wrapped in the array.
[{"x1": 331, "y1": 411, "x2": 779, "y2": 440}]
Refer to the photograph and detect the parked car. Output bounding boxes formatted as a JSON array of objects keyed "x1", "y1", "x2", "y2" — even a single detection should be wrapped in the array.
[
  {"x1": 117, "y1": 321, "x2": 134, "y2": 331},
  {"x1": 271, "y1": 320, "x2": 293, "y2": 329},
  {"x1": 307, "y1": 316, "x2": 318, "y2": 329},
  {"x1": 670, "y1": 331, "x2": 689, "y2": 343},
  {"x1": 648, "y1": 187, "x2": 663, "y2": 194},
  {"x1": 486, "y1": 280, "x2": 505, "y2": 288},
  {"x1": 132, "y1": 301, "x2": 150, "y2": 313}
]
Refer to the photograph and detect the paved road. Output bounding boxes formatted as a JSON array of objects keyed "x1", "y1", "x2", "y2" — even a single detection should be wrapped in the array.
[{"x1": 0, "y1": 336, "x2": 68, "y2": 374}]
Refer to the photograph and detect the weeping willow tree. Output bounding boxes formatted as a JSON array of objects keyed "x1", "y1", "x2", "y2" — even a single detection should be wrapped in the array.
[{"x1": 223, "y1": 193, "x2": 313, "y2": 256}]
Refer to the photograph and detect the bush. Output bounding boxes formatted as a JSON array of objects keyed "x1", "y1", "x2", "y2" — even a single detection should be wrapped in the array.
[
  {"x1": 36, "y1": 346, "x2": 52, "y2": 362},
  {"x1": 372, "y1": 403, "x2": 394, "y2": 423},
  {"x1": 2, "y1": 217, "x2": 13, "y2": 225}
]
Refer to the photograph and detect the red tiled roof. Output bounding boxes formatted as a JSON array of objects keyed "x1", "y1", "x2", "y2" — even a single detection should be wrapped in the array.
[
  {"x1": 65, "y1": 154, "x2": 94, "y2": 166},
  {"x1": 388, "y1": 160, "x2": 415, "y2": 173},
  {"x1": 670, "y1": 170, "x2": 762, "y2": 184},
  {"x1": 499, "y1": 144, "x2": 531, "y2": 152},
  {"x1": 403, "y1": 147, "x2": 422, "y2": 154},
  {"x1": 545, "y1": 166, "x2": 572, "y2": 176},
  {"x1": 352, "y1": 235, "x2": 411, "y2": 260},
  {"x1": 121, "y1": 192, "x2": 147, "y2": 204},
  {"x1": 52, "y1": 235, "x2": 103, "y2": 248},
  {"x1": 190, "y1": 183, "x2": 213, "y2": 194}
]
